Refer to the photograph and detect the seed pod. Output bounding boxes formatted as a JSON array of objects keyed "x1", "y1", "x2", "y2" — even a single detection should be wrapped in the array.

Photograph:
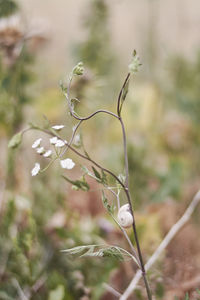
[{"x1": 117, "y1": 204, "x2": 133, "y2": 228}]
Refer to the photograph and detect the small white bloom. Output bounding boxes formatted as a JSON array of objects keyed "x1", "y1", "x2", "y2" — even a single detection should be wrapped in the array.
[
  {"x1": 50, "y1": 136, "x2": 58, "y2": 145},
  {"x1": 55, "y1": 139, "x2": 67, "y2": 148},
  {"x1": 31, "y1": 163, "x2": 40, "y2": 176},
  {"x1": 43, "y1": 150, "x2": 52, "y2": 158},
  {"x1": 36, "y1": 147, "x2": 45, "y2": 154},
  {"x1": 32, "y1": 138, "x2": 42, "y2": 149},
  {"x1": 52, "y1": 125, "x2": 65, "y2": 130},
  {"x1": 60, "y1": 158, "x2": 75, "y2": 169}
]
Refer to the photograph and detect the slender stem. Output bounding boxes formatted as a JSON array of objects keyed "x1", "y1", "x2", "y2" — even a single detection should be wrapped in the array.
[
  {"x1": 60, "y1": 119, "x2": 83, "y2": 158},
  {"x1": 64, "y1": 77, "x2": 119, "y2": 121},
  {"x1": 32, "y1": 71, "x2": 152, "y2": 298},
  {"x1": 40, "y1": 157, "x2": 57, "y2": 173},
  {"x1": 33, "y1": 126, "x2": 126, "y2": 190},
  {"x1": 103, "y1": 283, "x2": 122, "y2": 297},
  {"x1": 68, "y1": 107, "x2": 120, "y2": 121},
  {"x1": 117, "y1": 74, "x2": 152, "y2": 299},
  {"x1": 119, "y1": 118, "x2": 129, "y2": 189},
  {"x1": 108, "y1": 188, "x2": 140, "y2": 265}
]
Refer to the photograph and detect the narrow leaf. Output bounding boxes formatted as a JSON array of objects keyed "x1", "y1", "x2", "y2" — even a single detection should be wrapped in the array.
[
  {"x1": 8, "y1": 132, "x2": 22, "y2": 149},
  {"x1": 62, "y1": 175, "x2": 90, "y2": 191},
  {"x1": 92, "y1": 166, "x2": 102, "y2": 181}
]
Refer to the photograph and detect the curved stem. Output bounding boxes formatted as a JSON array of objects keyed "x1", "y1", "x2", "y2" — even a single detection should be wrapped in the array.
[
  {"x1": 117, "y1": 74, "x2": 152, "y2": 299},
  {"x1": 60, "y1": 120, "x2": 83, "y2": 158},
  {"x1": 119, "y1": 118, "x2": 129, "y2": 190},
  {"x1": 64, "y1": 77, "x2": 119, "y2": 121}
]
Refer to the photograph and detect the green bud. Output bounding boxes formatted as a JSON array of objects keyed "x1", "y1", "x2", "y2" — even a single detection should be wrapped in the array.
[
  {"x1": 128, "y1": 50, "x2": 142, "y2": 74},
  {"x1": 8, "y1": 132, "x2": 22, "y2": 149},
  {"x1": 72, "y1": 62, "x2": 84, "y2": 76}
]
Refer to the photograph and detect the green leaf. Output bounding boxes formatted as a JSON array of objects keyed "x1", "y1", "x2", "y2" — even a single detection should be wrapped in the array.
[
  {"x1": 101, "y1": 170, "x2": 107, "y2": 185},
  {"x1": 62, "y1": 175, "x2": 90, "y2": 191},
  {"x1": 101, "y1": 191, "x2": 114, "y2": 214},
  {"x1": 121, "y1": 79, "x2": 130, "y2": 102},
  {"x1": 92, "y1": 166, "x2": 102, "y2": 182},
  {"x1": 81, "y1": 165, "x2": 90, "y2": 174},
  {"x1": 48, "y1": 285, "x2": 65, "y2": 300},
  {"x1": 61, "y1": 245, "x2": 97, "y2": 255},
  {"x1": 8, "y1": 132, "x2": 22, "y2": 149},
  {"x1": 62, "y1": 245, "x2": 133, "y2": 261},
  {"x1": 83, "y1": 148, "x2": 91, "y2": 159},
  {"x1": 102, "y1": 191, "x2": 108, "y2": 208}
]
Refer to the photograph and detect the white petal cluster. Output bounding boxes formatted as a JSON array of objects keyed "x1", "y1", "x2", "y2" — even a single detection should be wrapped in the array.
[
  {"x1": 52, "y1": 125, "x2": 65, "y2": 130},
  {"x1": 55, "y1": 139, "x2": 67, "y2": 148},
  {"x1": 43, "y1": 150, "x2": 52, "y2": 158},
  {"x1": 36, "y1": 147, "x2": 45, "y2": 154},
  {"x1": 32, "y1": 138, "x2": 42, "y2": 149},
  {"x1": 31, "y1": 163, "x2": 40, "y2": 176},
  {"x1": 60, "y1": 158, "x2": 75, "y2": 170},
  {"x1": 50, "y1": 136, "x2": 58, "y2": 145}
]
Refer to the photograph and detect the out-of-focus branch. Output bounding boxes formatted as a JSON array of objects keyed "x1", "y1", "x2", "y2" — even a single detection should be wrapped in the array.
[
  {"x1": 120, "y1": 189, "x2": 200, "y2": 300},
  {"x1": 103, "y1": 283, "x2": 122, "y2": 298}
]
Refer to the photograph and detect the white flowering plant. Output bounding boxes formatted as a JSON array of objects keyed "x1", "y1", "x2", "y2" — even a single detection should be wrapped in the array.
[{"x1": 8, "y1": 52, "x2": 153, "y2": 299}]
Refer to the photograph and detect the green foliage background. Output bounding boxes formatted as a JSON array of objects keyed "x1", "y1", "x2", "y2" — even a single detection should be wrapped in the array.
[{"x1": 0, "y1": 0, "x2": 200, "y2": 299}]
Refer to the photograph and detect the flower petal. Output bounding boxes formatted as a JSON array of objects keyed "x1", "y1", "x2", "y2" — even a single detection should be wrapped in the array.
[
  {"x1": 36, "y1": 147, "x2": 45, "y2": 154},
  {"x1": 60, "y1": 158, "x2": 75, "y2": 169},
  {"x1": 32, "y1": 138, "x2": 42, "y2": 149},
  {"x1": 50, "y1": 137, "x2": 58, "y2": 145},
  {"x1": 31, "y1": 163, "x2": 40, "y2": 176},
  {"x1": 43, "y1": 150, "x2": 52, "y2": 158},
  {"x1": 52, "y1": 125, "x2": 65, "y2": 130},
  {"x1": 55, "y1": 139, "x2": 66, "y2": 148}
]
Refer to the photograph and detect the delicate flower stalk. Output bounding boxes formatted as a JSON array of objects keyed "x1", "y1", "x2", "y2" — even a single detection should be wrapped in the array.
[{"x1": 15, "y1": 55, "x2": 152, "y2": 299}]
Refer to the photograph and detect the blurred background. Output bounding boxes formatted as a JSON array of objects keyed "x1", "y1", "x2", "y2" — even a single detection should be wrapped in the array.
[{"x1": 0, "y1": 0, "x2": 200, "y2": 299}]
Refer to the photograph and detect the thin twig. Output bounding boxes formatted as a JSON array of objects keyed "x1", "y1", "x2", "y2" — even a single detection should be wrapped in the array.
[
  {"x1": 103, "y1": 283, "x2": 122, "y2": 297},
  {"x1": 60, "y1": 119, "x2": 83, "y2": 157},
  {"x1": 120, "y1": 189, "x2": 200, "y2": 300},
  {"x1": 117, "y1": 74, "x2": 152, "y2": 299},
  {"x1": 64, "y1": 77, "x2": 119, "y2": 121}
]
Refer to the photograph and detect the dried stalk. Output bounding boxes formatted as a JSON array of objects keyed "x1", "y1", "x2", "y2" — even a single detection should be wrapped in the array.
[{"x1": 120, "y1": 189, "x2": 200, "y2": 300}]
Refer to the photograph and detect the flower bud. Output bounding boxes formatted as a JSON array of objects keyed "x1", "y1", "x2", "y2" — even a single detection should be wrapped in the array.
[{"x1": 72, "y1": 62, "x2": 84, "y2": 76}]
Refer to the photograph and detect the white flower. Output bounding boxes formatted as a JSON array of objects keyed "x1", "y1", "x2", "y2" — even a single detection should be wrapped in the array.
[
  {"x1": 36, "y1": 147, "x2": 45, "y2": 154},
  {"x1": 43, "y1": 150, "x2": 52, "y2": 158},
  {"x1": 52, "y1": 125, "x2": 65, "y2": 130},
  {"x1": 50, "y1": 136, "x2": 58, "y2": 145},
  {"x1": 60, "y1": 158, "x2": 75, "y2": 169},
  {"x1": 32, "y1": 138, "x2": 42, "y2": 149},
  {"x1": 31, "y1": 163, "x2": 40, "y2": 176},
  {"x1": 55, "y1": 139, "x2": 67, "y2": 148}
]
